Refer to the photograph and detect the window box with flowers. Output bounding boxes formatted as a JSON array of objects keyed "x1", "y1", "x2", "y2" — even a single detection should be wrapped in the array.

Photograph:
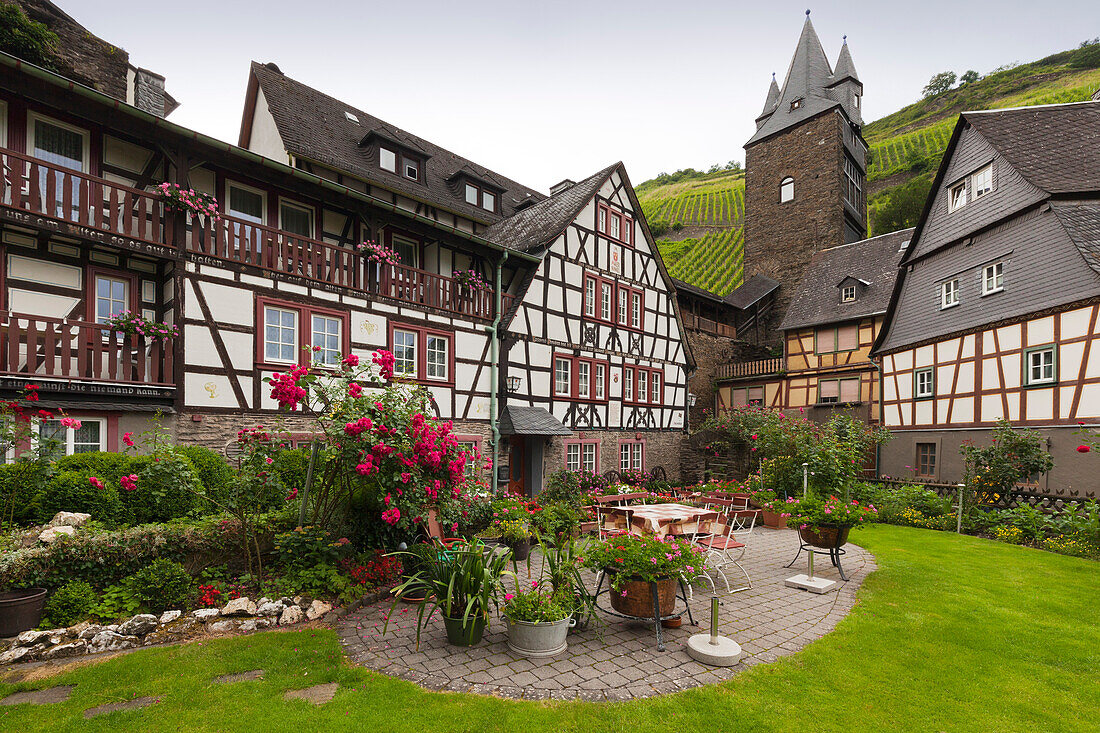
[{"x1": 157, "y1": 182, "x2": 220, "y2": 222}]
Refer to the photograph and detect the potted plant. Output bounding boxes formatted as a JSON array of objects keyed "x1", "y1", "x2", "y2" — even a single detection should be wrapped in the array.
[
  {"x1": 748, "y1": 488, "x2": 776, "y2": 510},
  {"x1": 760, "y1": 496, "x2": 790, "y2": 529},
  {"x1": 497, "y1": 518, "x2": 533, "y2": 561},
  {"x1": 583, "y1": 533, "x2": 703, "y2": 618},
  {"x1": 781, "y1": 495, "x2": 878, "y2": 549},
  {"x1": 387, "y1": 539, "x2": 511, "y2": 647},
  {"x1": 540, "y1": 536, "x2": 597, "y2": 630},
  {"x1": 394, "y1": 543, "x2": 436, "y2": 603},
  {"x1": 502, "y1": 583, "x2": 574, "y2": 657}
]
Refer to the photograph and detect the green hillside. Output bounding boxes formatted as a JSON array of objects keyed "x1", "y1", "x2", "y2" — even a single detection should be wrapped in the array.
[{"x1": 642, "y1": 41, "x2": 1100, "y2": 297}]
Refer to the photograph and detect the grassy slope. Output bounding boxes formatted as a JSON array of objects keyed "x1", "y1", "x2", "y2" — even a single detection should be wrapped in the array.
[
  {"x1": 643, "y1": 44, "x2": 1100, "y2": 294},
  {"x1": 3, "y1": 525, "x2": 1098, "y2": 733}
]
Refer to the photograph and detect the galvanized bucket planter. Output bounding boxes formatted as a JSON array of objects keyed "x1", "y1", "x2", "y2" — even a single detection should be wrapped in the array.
[{"x1": 505, "y1": 616, "x2": 574, "y2": 658}]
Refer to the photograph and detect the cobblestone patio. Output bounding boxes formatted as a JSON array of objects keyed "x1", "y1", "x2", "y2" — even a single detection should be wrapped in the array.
[{"x1": 338, "y1": 527, "x2": 875, "y2": 700}]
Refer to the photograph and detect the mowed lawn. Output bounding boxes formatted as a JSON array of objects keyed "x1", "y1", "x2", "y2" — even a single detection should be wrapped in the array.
[{"x1": 1, "y1": 525, "x2": 1097, "y2": 733}]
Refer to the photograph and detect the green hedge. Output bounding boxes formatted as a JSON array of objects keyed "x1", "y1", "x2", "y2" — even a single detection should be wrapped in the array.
[
  {"x1": 124, "y1": 454, "x2": 199, "y2": 524},
  {"x1": 29, "y1": 470, "x2": 128, "y2": 525}
]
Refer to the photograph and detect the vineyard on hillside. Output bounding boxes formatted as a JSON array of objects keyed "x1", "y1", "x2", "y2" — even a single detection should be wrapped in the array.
[
  {"x1": 638, "y1": 172, "x2": 745, "y2": 233},
  {"x1": 658, "y1": 228, "x2": 745, "y2": 296}
]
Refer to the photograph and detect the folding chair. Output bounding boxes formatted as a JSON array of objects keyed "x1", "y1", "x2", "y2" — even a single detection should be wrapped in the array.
[{"x1": 693, "y1": 510, "x2": 756, "y2": 594}]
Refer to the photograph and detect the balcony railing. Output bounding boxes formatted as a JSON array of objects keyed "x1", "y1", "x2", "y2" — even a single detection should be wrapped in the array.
[
  {"x1": 0, "y1": 147, "x2": 504, "y2": 320},
  {"x1": 716, "y1": 357, "x2": 784, "y2": 380},
  {"x1": 0, "y1": 312, "x2": 175, "y2": 386},
  {"x1": 682, "y1": 313, "x2": 737, "y2": 339}
]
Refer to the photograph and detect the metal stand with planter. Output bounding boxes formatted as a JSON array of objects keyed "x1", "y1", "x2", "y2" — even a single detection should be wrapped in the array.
[
  {"x1": 591, "y1": 574, "x2": 696, "y2": 652},
  {"x1": 785, "y1": 526, "x2": 851, "y2": 581}
]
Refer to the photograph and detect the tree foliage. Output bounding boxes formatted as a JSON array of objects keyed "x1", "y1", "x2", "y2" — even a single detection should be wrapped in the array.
[
  {"x1": 0, "y1": 3, "x2": 60, "y2": 69},
  {"x1": 870, "y1": 175, "x2": 933, "y2": 236},
  {"x1": 959, "y1": 70, "x2": 980, "y2": 85},
  {"x1": 922, "y1": 71, "x2": 958, "y2": 97}
]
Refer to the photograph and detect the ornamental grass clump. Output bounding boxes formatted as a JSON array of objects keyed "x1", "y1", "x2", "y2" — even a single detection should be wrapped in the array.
[{"x1": 583, "y1": 533, "x2": 704, "y2": 592}]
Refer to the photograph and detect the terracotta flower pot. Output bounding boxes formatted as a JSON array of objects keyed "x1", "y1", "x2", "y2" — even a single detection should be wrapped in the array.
[
  {"x1": 762, "y1": 509, "x2": 786, "y2": 529},
  {"x1": 609, "y1": 576, "x2": 677, "y2": 618},
  {"x1": 798, "y1": 526, "x2": 851, "y2": 550}
]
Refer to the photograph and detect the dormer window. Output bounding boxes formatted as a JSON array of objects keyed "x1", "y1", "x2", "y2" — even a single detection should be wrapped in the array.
[
  {"x1": 948, "y1": 180, "x2": 967, "y2": 212},
  {"x1": 971, "y1": 164, "x2": 993, "y2": 200},
  {"x1": 378, "y1": 145, "x2": 422, "y2": 182},
  {"x1": 464, "y1": 181, "x2": 499, "y2": 213},
  {"x1": 853, "y1": 93, "x2": 860, "y2": 109},
  {"x1": 841, "y1": 285, "x2": 857, "y2": 303},
  {"x1": 780, "y1": 177, "x2": 795, "y2": 203},
  {"x1": 790, "y1": 99, "x2": 803, "y2": 111},
  {"x1": 403, "y1": 158, "x2": 419, "y2": 181}
]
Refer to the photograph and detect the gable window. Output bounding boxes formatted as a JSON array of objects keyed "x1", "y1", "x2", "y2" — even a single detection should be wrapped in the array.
[
  {"x1": 583, "y1": 273, "x2": 643, "y2": 330},
  {"x1": 388, "y1": 324, "x2": 451, "y2": 383},
  {"x1": 971, "y1": 164, "x2": 993, "y2": 200},
  {"x1": 403, "y1": 158, "x2": 420, "y2": 181},
  {"x1": 816, "y1": 323, "x2": 859, "y2": 354},
  {"x1": 623, "y1": 367, "x2": 634, "y2": 402},
  {"x1": 948, "y1": 180, "x2": 967, "y2": 212},
  {"x1": 619, "y1": 440, "x2": 644, "y2": 471},
  {"x1": 584, "y1": 278, "x2": 596, "y2": 318},
  {"x1": 623, "y1": 364, "x2": 663, "y2": 406},
  {"x1": 279, "y1": 200, "x2": 314, "y2": 238},
  {"x1": 732, "y1": 386, "x2": 764, "y2": 407},
  {"x1": 982, "y1": 262, "x2": 1004, "y2": 295},
  {"x1": 379, "y1": 147, "x2": 397, "y2": 172},
  {"x1": 553, "y1": 354, "x2": 609, "y2": 402},
  {"x1": 916, "y1": 443, "x2": 937, "y2": 479},
  {"x1": 780, "y1": 177, "x2": 795, "y2": 203},
  {"x1": 463, "y1": 182, "x2": 498, "y2": 213},
  {"x1": 1024, "y1": 346, "x2": 1056, "y2": 386},
  {"x1": 853, "y1": 93, "x2": 861, "y2": 109},
  {"x1": 631, "y1": 292, "x2": 642, "y2": 329},
  {"x1": 914, "y1": 367, "x2": 934, "y2": 400},
  {"x1": 818, "y1": 378, "x2": 860, "y2": 404},
  {"x1": 565, "y1": 440, "x2": 599, "y2": 473},
  {"x1": 841, "y1": 285, "x2": 857, "y2": 303},
  {"x1": 617, "y1": 288, "x2": 628, "y2": 324},
  {"x1": 597, "y1": 202, "x2": 633, "y2": 246},
  {"x1": 379, "y1": 146, "x2": 422, "y2": 182},
  {"x1": 651, "y1": 372, "x2": 662, "y2": 403},
  {"x1": 600, "y1": 282, "x2": 612, "y2": 320},
  {"x1": 259, "y1": 298, "x2": 348, "y2": 368},
  {"x1": 940, "y1": 279, "x2": 960, "y2": 309}
]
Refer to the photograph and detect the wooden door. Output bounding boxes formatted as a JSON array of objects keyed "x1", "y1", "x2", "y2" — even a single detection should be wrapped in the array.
[{"x1": 508, "y1": 437, "x2": 525, "y2": 496}]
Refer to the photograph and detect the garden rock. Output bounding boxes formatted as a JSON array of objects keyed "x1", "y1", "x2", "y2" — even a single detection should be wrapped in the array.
[
  {"x1": 41, "y1": 640, "x2": 87, "y2": 660},
  {"x1": 118, "y1": 614, "x2": 158, "y2": 637},
  {"x1": 16, "y1": 630, "x2": 54, "y2": 647},
  {"x1": 192, "y1": 608, "x2": 220, "y2": 621},
  {"x1": 208, "y1": 619, "x2": 239, "y2": 634},
  {"x1": 221, "y1": 597, "x2": 256, "y2": 617},
  {"x1": 279, "y1": 605, "x2": 304, "y2": 626},
  {"x1": 306, "y1": 600, "x2": 332, "y2": 621},
  {"x1": 256, "y1": 600, "x2": 284, "y2": 617},
  {"x1": 47, "y1": 511, "x2": 91, "y2": 528},
  {"x1": 78, "y1": 625, "x2": 105, "y2": 640},
  {"x1": 0, "y1": 646, "x2": 31, "y2": 664},
  {"x1": 278, "y1": 597, "x2": 295, "y2": 607},
  {"x1": 239, "y1": 618, "x2": 273, "y2": 633},
  {"x1": 38, "y1": 525, "x2": 77, "y2": 544},
  {"x1": 159, "y1": 610, "x2": 181, "y2": 624},
  {"x1": 87, "y1": 631, "x2": 139, "y2": 654},
  {"x1": 143, "y1": 617, "x2": 200, "y2": 646}
]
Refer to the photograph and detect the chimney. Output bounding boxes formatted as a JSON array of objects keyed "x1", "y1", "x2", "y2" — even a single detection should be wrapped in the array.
[
  {"x1": 549, "y1": 179, "x2": 576, "y2": 196},
  {"x1": 133, "y1": 68, "x2": 168, "y2": 118}
]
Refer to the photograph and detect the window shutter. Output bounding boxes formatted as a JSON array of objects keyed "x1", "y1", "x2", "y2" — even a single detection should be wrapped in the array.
[
  {"x1": 840, "y1": 378, "x2": 860, "y2": 402},
  {"x1": 819, "y1": 380, "x2": 840, "y2": 400},
  {"x1": 837, "y1": 324, "x2": 859, "y2": 351}
]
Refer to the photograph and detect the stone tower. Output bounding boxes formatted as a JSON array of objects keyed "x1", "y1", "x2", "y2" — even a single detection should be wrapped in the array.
[{"x1": 742, "y1": 13, "x2": 868, "y2": 341}]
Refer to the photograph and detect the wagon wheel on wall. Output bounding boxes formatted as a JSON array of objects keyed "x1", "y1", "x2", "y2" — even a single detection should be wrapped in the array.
[{"x1": 224, "y1": 439, "x2": 244, "y2": 469}]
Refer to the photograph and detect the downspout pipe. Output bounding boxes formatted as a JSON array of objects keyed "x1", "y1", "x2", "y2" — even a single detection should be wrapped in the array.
[{"x1": 487, "y1": 251, "x2": 508, "y2": 495}]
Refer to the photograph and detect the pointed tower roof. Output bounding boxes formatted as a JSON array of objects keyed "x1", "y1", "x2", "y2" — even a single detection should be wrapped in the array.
[
  {"x1": 746, "y1": 13, "x2": 863, "y2": 147},
  {"x1": 756, "y1": 73, "x2": 781, "y2": 123},
  {"x1": 831, "y1": 36, "x2": 859, "y2": 84}
]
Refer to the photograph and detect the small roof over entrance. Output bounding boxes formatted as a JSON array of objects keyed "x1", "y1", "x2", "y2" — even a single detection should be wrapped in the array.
[{"x1": 498, "y1": 406, "x2": 572, "y2": 436}]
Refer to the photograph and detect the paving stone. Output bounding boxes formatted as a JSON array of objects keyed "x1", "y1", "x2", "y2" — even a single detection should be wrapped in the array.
[
  {"x1": 83, "y1": 696, "x2": 159, "y2": 719},
  {"x1": 284, "y1": 682, "x2": 339, "y2": 705},
  {"x1": 213, "y1": 669, "x2": 264, "y2": 684},
  {"x1": 0, "y1": 685, "x2": 74, "y2": 706}
]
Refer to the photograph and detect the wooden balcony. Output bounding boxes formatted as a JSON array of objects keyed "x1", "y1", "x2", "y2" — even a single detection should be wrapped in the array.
[
  {"x1": 716, "y1": 357, "x2": 784, "y2": 380},
  {"x1": 681, "y1": 313, "x2": 737, "y2": 339},
  {"x1": 0, "y1": 312, "x2": 175, "y2": 388},
  {"x1": 0, "y1": 147, "x2": 504, "y2": 320}
]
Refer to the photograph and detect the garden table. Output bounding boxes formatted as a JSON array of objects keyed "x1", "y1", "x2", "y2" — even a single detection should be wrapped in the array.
[{"x1": 603, "y1": 503, "x2": 720, "y2": 538}]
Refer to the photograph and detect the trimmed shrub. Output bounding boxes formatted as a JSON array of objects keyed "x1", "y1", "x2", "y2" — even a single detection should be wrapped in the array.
[
  {"x1": 177, "y1": 445, "x2": 233, "y2": 507},
  {"x1": 42, "y1": 579, "x2": 97, "y2": 627},
  {"x1": 31, "y1": 470, "x2": 128, "y2": 525},
  {"x1": 0, "y1": 461, "x2": 51, "y2": 526},
  {"x1": 123, "y1": 454, "x2": 199, "y2": 524},
  {"x1": 127, "y1": 558, "x2": 192, "y2": 614},
  {"x1": 56, "y1": 452, "x2": 131, "y2": 485},
  {"x1": 271, "y1": 447, "x2": 312, "y2": 495}
]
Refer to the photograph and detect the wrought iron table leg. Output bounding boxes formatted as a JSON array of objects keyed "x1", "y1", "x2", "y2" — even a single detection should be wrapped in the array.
[{"x1": 652, "y1": 583, "x2": 665, "y2": 652}]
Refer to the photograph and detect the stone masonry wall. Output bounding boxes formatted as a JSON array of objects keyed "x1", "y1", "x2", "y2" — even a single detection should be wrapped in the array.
[
  {"x1": 743, "y1": 112, "x2": 846, "y2": 345},
  {"x1": 543, "y1": 430, "x2": 688, "y2": 486}
]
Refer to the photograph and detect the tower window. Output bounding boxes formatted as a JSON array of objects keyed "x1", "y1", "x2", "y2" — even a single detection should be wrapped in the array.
[
  {"x1": 790, "y1": 99, "x2": 803, "y2": 111},
  {"x1": 853, "y1": 93, "x2": 860, "y2": 109},
  {"x1": 780, "y1": 177, "x2": 795, "y2": 203}
]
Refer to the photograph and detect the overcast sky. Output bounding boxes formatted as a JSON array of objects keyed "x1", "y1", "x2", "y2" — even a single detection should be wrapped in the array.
[{"x1": 60, "y1": 0, "x2": 1099, "y2": 191}]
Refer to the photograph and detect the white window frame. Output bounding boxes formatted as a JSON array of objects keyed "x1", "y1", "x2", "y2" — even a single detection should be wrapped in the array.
[
  {"x1": 392, "y1": 328, "x2": 419, "y2": 378},
  {"x1": 38, "y1": 416, "x2": 106, "y2": 457},
  {"x1": 425, "y1": 333, "x2": 449, "y2": 382},
  {"x1": 310, "y1": 313, "x2": 342, "y2": 367},
  {"x1": 594, "y1": 363, "x2": 606, "y2": 400},
  {"x1": 940, "y1": 279, "x2": 960, "y2": 309},
  {"x1": 841, "y1": 285, "x2": 856, "y2": 303},
  {"x1": 948, "y1": 180, "x2": 967, "y2": 212},
  {"x1": 600, "y1": 282, "x2": 612, "y2": 321},
  {"x1": 27, "y1": 111, "x2": 90, "y2": 172},
  {"x1": 278, "y1": 198, "x2": 315, "y2": 238},
  {"x1": 226, "y1": 180, "x2": 267, "y2": 224},
  {"x1": 1025, "y1": 346, "x2": 1056, "y2": 386},
  {"x1": 554, "y1": 358, "x2": 571, "y2": 396},
  {"x1": 631, "y1": 292, "x2": 642, "y2": 329},
  {"x1": 623, "y1": 367, "x2": 634, "y2": 402},
  {"x1": 915, "y1": 368, "x2": 935, "y2": 399},
  {"x1": 637, "y1": 370, "x2": 648, "y2": 404},
  {"x1": 577, "y1": 361, "x2": 590, "y2": 399},
  {"x1": 971, "y1": 164, "x2": 993, "y2": 201},
  {"x1": 93, "y1": 273, "x2": 130, "y2": 325},
  {"x1": 0, "y1": 100, "x2": 8, "y2": 148},
  {"x1": 651, "y1": 372, "x2": 661, "y2": 403},
  {"x1": 780, "y1": 177, "x2": 795, "y2": 203},
  {"x1": 263, "y1": 305, "x2": 299, "y2": 364},
  {"x1": 584, "y1": 278, "x2": 596, "y2": 318},
  {"x1": 982, "y1": 262, "x2": 1004, "y2": 295},
  {"x1": 390, "y1": 234, "x2": 420, "y2": 269},
  {"x1": 379, "y1": 146, "x2": 397, "y2": 173},
  {"x1": 620, "y1": 441, "x2": 644, "y2": 471}
]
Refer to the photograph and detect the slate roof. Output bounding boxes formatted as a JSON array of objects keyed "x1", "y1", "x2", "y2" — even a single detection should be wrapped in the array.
[
  {"x1": 482, "y1": 164, "x2": 617, "y2": 252},
  {"x1": 747, "y1": 16, "x2": 862, "y2": 147},
  {"x1": 724, "y1": 274, "x2": 781, "y2": 310},
  {"x1": 498, "y1": 406, "x2": 572, "y2": 436},
  {"x1": 964, "y1": 103, "x2": 1100, "y2": 194},
  {"x1": 249, "y1": 62, "x2": 545, "y2": 226},
  {"x1": 1051, "y1": 200, "x2": 1100, "y2": 275},
  {"x1": 671, "y1": 277, "x2": 729, "y2": 304},
  {"x1": 780, "y1": 228, "x2": 911, "y2": 331}
]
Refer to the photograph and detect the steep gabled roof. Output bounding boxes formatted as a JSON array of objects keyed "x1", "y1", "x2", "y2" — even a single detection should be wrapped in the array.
[
  {"x1": 780, "y1": 228, "x2": 911, "y2": 331},
  {"x1": 1051, "y1": 200, "x2": 1100, "y2": 275},
  {"x1": 482, "y1": 164, "x2": 617, "y2": 252},
  {"x1": 245, "y1": 62, "x2": 544, "y2": 225},
  {"x1": 964, "y1": 103, "x2": 1100, "y2": 194},
  {"x1": 830, "y1": 39, "x2": 859, "y2": 85}
]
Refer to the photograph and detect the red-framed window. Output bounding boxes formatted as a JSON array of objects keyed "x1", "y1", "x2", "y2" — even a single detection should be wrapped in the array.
[
  {"x1": 256, "y1": 297, "x2": 349, "y2": 368},
  {"x1": 622, "y1": 364, "x2": 664, "y2": 406},
  {"x1": 453, "y1": 435, "x2": 483, "y2": 477},
  {"x1": 619, "y1": 439, "x2": 645, "y2": 471},
  {"x1": 583, "y1": 273, "x2": 644, "y2": 331},
  {"x1": 564, "y1": 439, "x2": 600, "y2": 472},
  {"x1": 388, "y1": 322, "x2": 455, "y2": 385},
  {"x1": 87, "y1": 267, "x2": 139, "y2": 325},
  {"x1": 552, "y1": 353, "x2": 609, "y2": 402},
  {"x1": 597, "y1": 201, "x2": 633, "y2": 246}
]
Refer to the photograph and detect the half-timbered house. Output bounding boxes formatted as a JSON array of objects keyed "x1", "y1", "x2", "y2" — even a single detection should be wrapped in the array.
[
  {"x1": 715, "y1": 229, "x2": 907, "y2": 427},
  {"x1": 872, "y1": 102, "x2": 1100, "y2": 493}
]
